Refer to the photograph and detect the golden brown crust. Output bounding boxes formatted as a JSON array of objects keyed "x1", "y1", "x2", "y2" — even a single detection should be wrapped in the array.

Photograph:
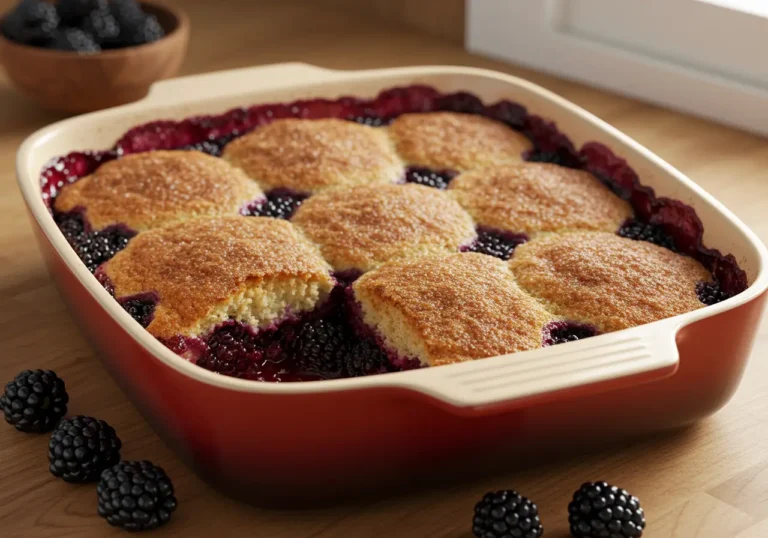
[
  {"x1": 509, "y1": 232, "x2": 711, "y2": 333},
  {"x1": 448, "y1": 163, "x2": 632, "y2": 235},
  {"x1": 353, "y1": 253, "x2": 554, "y2": 366},
  {"x1": 103, "y1": 217, "x2": 334, "y2": 339},
  {"x1": 54, "y1": 151, "x2": 264, "y2": 231},
  {"x1": 222, "y1": 118, "x2": 404, "y2": 193},
  {"x1": 388, "y1": 112, "x2": 533, "y2": 171},
  {"x1": 292, "y1": 184, "x2": 476, "y2": 272}
]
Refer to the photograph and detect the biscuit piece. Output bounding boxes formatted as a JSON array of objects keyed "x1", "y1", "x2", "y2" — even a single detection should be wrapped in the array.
[
  {"x1": 352, "y1": 253, "x2": 554, "y2": 366},
  {"x1": 448, "y1": 163, "x2": 632, "y2": 235},
  {"x1": 292, "y1": 184, "x2": 476, "y2": 272},
  {"x1": 222, "y1": 118, "x2": 404, "y2": 193},
  {"x1": 54, "y1": 151, "x2": 264, "y2": 231},
  {"x1": 509, "y1": 232, "x2": 711, "y2": 333},
  {"x1": 102, "y1": 217, "x2": 334, "y2": 339},
  {"x1": 388, "y1": 112, "x2": 533, "y2": 171}
]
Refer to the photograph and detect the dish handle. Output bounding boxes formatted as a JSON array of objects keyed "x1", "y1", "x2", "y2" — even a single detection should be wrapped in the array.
[
  {"x1": 143, "y1": 62, "x2": 335, "y2": 106},
  {"x1": 400, "y1": 320, "x2": 682, "y2": 412}
]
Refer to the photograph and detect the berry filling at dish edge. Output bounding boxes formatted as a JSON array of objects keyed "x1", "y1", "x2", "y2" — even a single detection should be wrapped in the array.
[{"x1": 45, "y1": 84, "x2": 749, "y2": 383}]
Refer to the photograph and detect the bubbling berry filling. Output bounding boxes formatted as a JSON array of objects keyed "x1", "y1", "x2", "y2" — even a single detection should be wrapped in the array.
[
  {"x1": 618, "y1": 218, "x2": 677, "y2": 252},
  {"x1": 54, "y1": 209, "x2": 136, "y2": 273},
  {"x1": 177, "y1": 133, "x2": 239, "y2": 157},
  {"x1": 404, "y1": 166, "x2": 458, "y2": 190},
  {"x1": 117, "y1": 292, "x2": 159, "y2": 328},
  {"x1": 347, "y1": 114, "x2": 391, "y2": 127},
  {"x1": 241, "y1": 189, "x2": 308, "y2": 220},
  {"x1": 542, "y1": 321, "x2": 599, "y2": 346},
  {"x1": 461, "y1": 226, "x2": 528, "y2": 261},
  {"x1": 696, "y1": 281, "x2": 732, "y2": 306},
  {"x1": 332, "y1": 269, "x2": 363, "y2": 287}
]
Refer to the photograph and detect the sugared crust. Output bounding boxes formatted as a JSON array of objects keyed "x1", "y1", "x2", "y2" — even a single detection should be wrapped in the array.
[
  {"x1": 292, "y1": 184, "x2": 477, "y2": 272},
  {"x1": 509, "y1": 232, "x2": 711, "y2": 333},
  {"x1": 449, "y1": 163, "x2": 632, "y2": 235},
  {"x1": 353, "y1": 253, "x2": 554, "y2": 366},
  {"x1": 222, "y1": 118, "x2": 404, "y2": 193},
  {"x1": 388, "y1": 112, "x2": 533, "y2": 171},
  {"x1": 103, "y1": 217, "x2": 334, "y2": 339},
  {"x1": 54, "y1": 151, "x2": 264, "y2": 231}
]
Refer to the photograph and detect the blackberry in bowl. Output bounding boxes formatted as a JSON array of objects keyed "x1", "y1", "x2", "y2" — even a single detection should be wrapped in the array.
[{"x1": 0, "y1": 0, "x2": 189, "y2": 113}]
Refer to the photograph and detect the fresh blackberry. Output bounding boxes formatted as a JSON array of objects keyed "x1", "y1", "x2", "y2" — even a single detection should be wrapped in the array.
[
  {"x1": 292, "y1": 318, "x2": 348, "y2": 378},
  {"x1": 569, "y1": 481, "x2": 645, "y2": 538},
  {"x1": 119, "y1": 294, "x2": 157, "y2": 328},
  {"x1": 49, "y1": 416, "x2": 121, "y2": 483},
  {"x1": 56, "y1": 0, "x2": 106, "y2": 27},
  {"x1": 0, "y1": 369, "x2": 68, "y2": 433},
  {"x1": 618, "y1": 219, "x2": 677, "y2": 252},
  {"x1": 348, "y1": 114, "x2": 389, "y2": 127},
  {"x1": 109, "y1": 0, "x2": 144, "y2": 28},
  {"x1": 464, "y1": 227, "x2": 527, "y2": 261},
  {"x1": 245, "y1": 190, "x2": 306, "y2": 220},
  {"x1": 543, "y1": 321, "x2": 597, "y2": 346},
  {"x1": 97, "y1": 460, "x2": 177, "y2": 532},
  {"x1": 49, "y1": 28, "x2": 100, "y2": 53},
  {"x1": 696, "y1": 281, "x2": 731, "y2": 306},
  {"x1": 343, "y1": 338, "x2": 391, "y2": 377},
  {"x1": 120, "y1": 14, "x2": 164, "y2": 47},
  {"x1": 404, "y1": 166, "x2": 457, "y2": 190},
  {"x1": 80, "y1": 6, "x2": 120, "y2": 48},
  {"x1": 1, "y1": 0, "x2": 60, "y2": 46},
  {"x1": 472, "y1": 490, "x2": 543, "y2": 538},
  {"x1": 178, "y1": 134, "x2": 237, "y2": 157},
  {"x1": 72, "y1": 225, "x2": 135, "y2": 273}
]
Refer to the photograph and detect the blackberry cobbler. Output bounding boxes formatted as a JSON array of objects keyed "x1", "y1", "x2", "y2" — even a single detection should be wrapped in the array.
[{"x1": 44, "y1": 85, "x2": 748, "y2": 382}]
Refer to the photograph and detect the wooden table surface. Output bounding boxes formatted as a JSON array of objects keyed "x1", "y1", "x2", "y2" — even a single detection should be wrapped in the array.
[{"x1": 1, "y1": 1, "x2": 767, "y2": 537}]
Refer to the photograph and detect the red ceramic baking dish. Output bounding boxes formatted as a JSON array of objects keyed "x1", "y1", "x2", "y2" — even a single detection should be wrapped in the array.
[{"x1": 16, "y1": 63, "x2": 768, "y2": 503}]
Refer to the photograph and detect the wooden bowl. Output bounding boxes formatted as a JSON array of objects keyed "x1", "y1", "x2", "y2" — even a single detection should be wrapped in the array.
[{"x1": 0, "y1": 2, "x2": 189, "y2": 114}]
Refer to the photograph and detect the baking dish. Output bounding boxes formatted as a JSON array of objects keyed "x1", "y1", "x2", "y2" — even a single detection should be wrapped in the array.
[{"x1": 16, "y1": 63, "x2": 768, "y2": 502}]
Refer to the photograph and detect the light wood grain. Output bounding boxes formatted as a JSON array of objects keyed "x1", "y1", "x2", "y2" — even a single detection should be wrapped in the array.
[{"x1": 0, "y1": 1, "x2": 767, "y2": 537}]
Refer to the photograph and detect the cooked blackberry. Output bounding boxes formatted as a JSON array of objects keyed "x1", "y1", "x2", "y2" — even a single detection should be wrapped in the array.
[
  {"x1": 404, "y1": 166, "x2": 457, "y2": 190},
  {"x1": 80, "y1": 6, "x2": 120, "y2": 48},
  {"x1": 178, "y1": 134, "x2": 237, "y2": 157},
  {"x1": 56, "y1": 0, "x2": 106, "y2": 26},
  {"x1": 463, "y1": 227, "x2": 527, "y2": 261},
  {"x1": 473, "y1": 490, "x2": 543, "y2": 538},
  {"x1": 55, "y1": 210, "x2": 87, "y2": 240},
  {"x1": 97, "y1": 460, "x2": 177, "y2": 532},
  {"x1": 347, "y1": 114, "x2": 389, "y2": 127},
  {"x1": 543, "y1": 321, "x2": 598, "y2": 346},
  {"x1": 569, "y1": 481, "x2": 645, "y2": 538},
  {"x1": 697, "y1": 281, "x2": 731, "y2": 306},
  {"x1": 0, "y1": 369, "x2": 68, "y2": 433},
  {"x1": 71, "y1": 225, "x2": 136, "y2": 273},
  {"x1": 244, "y1": 190, "x2": 306, "y2": 220},
  {"x1": 49, "y1": 415, "x2": 121, "y2": 483},
  {"x1": 119, "y1": 294, "x2": 158, "y2": 328},
  {"x1": 437, "y1": 91, "x2": 486, "y2": 115},
  {"x1": 618, "y1": 219, "x2": 677, "y2": 252},
  {"x1": 486, "y1": 100, "x2": 527, "y2": 131},
  {"x1": 197, "y1": 323, "x2": 266, "y2": 379},
  {"x1": 292, "y1": 318, "x2": 348, "y2": 378},
  {"x1": 1, "y1": 0, "x2": 59, "y2": 45},
  {"x1": 526, "y1": 149, "x2": 583, "y2": 169},
  {"x1": 49, "y1": 28, "x2": 100, "y2": 53},
  {"x1": 343, "y1": 338, "x2": 391, "y2": 377}
]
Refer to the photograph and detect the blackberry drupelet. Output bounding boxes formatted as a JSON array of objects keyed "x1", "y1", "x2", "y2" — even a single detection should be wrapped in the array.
[
  {"x1": 404, "y1": 166, "x2": 457, "y2": 190},
  {"x1": 696, "y1": 281, "x2": 731, "y2": 306},
  {"x1": 343, "y1": 338, "x2": 391, "y2": 377},
  {"x1": 568, "y1": 481, "x2": 645, "y2": 538},
  {"x1": 245, "y1": 190, "x2": 306, "y2": 220},
  {"x1": 473, "y1": 490, "x2": 544, "y2": 538},
  {"x1": 0, "y1": 369, "x2": 68, "y2": 433},
  {"x1": 618, "y1": 219, "x2": 677, "y2": 252},
  {"x1": 292, "y1": 318, "x2": 348, "y2": 378},
  {"x1": 464, "y1": 228, "x2": 527, "y2": 261},
  {"x1": 49, "y1": 416, "x2": 121, "y2": 482},
  {"x1": 97, "y1": 460, "x2": 177, "y2": 532}
]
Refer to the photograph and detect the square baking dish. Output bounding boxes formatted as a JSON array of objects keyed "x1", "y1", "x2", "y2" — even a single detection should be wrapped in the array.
[{"x1": 16, "y1": 63, "x2": 768, "y2": 502}]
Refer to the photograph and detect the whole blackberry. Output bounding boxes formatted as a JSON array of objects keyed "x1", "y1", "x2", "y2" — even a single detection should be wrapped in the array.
[
  {"x1": 245, "y1": 190, "x2": 306, "y2": 220},
  {"x1": 0, "y1": 369, "x2": 68, "y2": 433},
  {"x1": 120, "y1": 14, "x2": 164, "y2": 47},
  {"x1": 696, "y1": 281, "x2": 731, "y2": 306},
  {"x1": 343, "y1": 338, "x2": 391, "y2": 377},
  {"x1": 71, "y1": 225, "x2": 135, "y2": 273},
  {"x1": 568, "y1": 482, "x2": 645, "y2": 538},
  {"x1": 80, "y1": 6, "x2": 120, "y2": 48},
  {"x1": 464, "y1": 228, "x2": 528, "y2": 261},
  {"x1": 109, "y1": 0, "x2": 144, "y2": 28},
  {"x1": 49, "y1": 28, "x2": 100, "y2": 53},
  {"x1": 618, "y1": 219, "x2": 677, "y2": 252},
  {"x1": 473, "y1": 490, "x2": 543, "y2": 538},
  {"x1": 1, "y1": 0, "x2": 60, "y2": 46},
  {"x1": 97, "y1": 460, "x2": 177, "y2": 532},
  {"x1": 49, "y1": 416, "x2": 121, "y2": 482},
  {"x1": 405, "y1": 166, "x2": 457, "y2": 190},
  {"x1": 292, "y1": 318, "x2": 348, "y2": 378},
  {"x1": 56, "y1": 0, "x2": 106, "y2": 27}
]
